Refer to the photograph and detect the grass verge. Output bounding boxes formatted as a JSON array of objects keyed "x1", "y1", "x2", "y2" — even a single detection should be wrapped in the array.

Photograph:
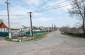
[
  {"x1": 4, "y1": 37, "x2": 12, "y2": 41},
  {"x1": 4, "y1": 32, "x2": 48, "y2": 42},
  {"x1": 33, "y1": 32, "x2": 47, "y2": 39}
]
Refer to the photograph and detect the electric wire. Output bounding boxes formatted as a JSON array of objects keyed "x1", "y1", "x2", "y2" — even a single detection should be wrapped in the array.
[{"x1": 32, "y1": 18, "x2": 49, "y2": 27}]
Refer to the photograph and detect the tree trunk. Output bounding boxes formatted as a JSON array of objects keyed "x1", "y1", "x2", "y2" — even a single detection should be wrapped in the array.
[{"x1": 83, "y1": 6, "x2": 85, "y2": 37}]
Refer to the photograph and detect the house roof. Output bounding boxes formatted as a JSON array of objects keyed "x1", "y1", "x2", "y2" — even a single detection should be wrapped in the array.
[
  {"x1": 0, "y1": 20, "x2": 3, "y2": 24},
  {"x1": 11, "y1": 28, "x2": 20, "y2": 30},
  {"x1": 0, "y1": 21, "x2": 8, "y2": 28}
]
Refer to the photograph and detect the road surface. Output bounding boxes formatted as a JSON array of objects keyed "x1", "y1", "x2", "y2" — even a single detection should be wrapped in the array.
[{"x1": 0, "y1": 30, "x2": 85, "y2": 55}]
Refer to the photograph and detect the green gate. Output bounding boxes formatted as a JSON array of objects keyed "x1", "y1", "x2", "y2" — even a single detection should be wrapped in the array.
[{"x1": 0, "y1": 32, "x2": 8, "y2": 37}]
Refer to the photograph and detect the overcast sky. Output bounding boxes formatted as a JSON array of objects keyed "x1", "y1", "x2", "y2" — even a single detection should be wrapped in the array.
[{"x1": 0, "y1": 0, "x2": 80, "y2": 28}]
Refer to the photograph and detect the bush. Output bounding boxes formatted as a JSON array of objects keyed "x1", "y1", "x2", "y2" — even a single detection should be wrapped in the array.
[{"x1": 63, "y1": 32, "x2": 85, "y2": 38}]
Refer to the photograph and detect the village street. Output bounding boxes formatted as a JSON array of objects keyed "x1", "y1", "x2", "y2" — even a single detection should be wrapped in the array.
[{"x1": 0, "y1": 30, "x2": 85, "y2": 55}]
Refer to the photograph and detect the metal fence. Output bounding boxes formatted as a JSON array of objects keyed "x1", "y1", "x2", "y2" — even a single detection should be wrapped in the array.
[
  {"x1": 0, "y1": 32, "x2": 8, "y2": 37},
  {"x1": 0, "y1": 31, "x2": 44, "y2": 37},
  {"x1": 26, "y1": 31, "x2": 44, "y2": 35}
]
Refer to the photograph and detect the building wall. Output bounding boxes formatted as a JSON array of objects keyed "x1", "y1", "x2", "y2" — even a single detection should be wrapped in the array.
[
  {"x1": 0, "y1": 28, "x2": 8, "y2": 32},
  {"x1": 11, "y1": 30, "x2": 20, "y2": 32}
]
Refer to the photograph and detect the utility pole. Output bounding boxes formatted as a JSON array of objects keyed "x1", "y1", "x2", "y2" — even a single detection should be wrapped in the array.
[
  {"x1": 83, "y1": 6, "x2": 85, "y2": 37},
  {"x1": 5, "y1": 0, "x2": 12, "y2": 38},
  {"x1": 29, "y1": 12, "x2": 33, "y2": 36}
]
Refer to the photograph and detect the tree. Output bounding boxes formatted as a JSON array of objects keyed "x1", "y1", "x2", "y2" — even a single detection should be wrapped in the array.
[{"x1": 69, "y1": 0, "x2": 85, "y2": 36}]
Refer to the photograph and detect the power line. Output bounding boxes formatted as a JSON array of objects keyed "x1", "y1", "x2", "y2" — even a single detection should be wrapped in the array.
[
  {"x1": 0, "y1": 0, "x2": 30, "y2": 17},
  {"x1": 0, "y1": 0, "x2": 73, "y2": 16},
  {"x1": 0, "y1": 15, "x2": 29, "y2": 16},
  {"x1": 9, "y1": 2, "x2": 27, "y2": 14},
  {"x1": 35, "y1": 3, "x2": 73, "y2": 13},
  {"x1": 34, "y1": 0, "x2": 50, "y2": 11},
  {"x1": 34, "y1": 1, "x2": 73, "y2": 13},
  {"x1": 47, "y1": 2, "x2": 71, "y2": 8},
  {"x1": 0, "y1": 0, "x2": 76, "y2": 17},
  {"x1": 32, "y1": 18, "x2": 49, "y2": 26},
  {"x1": 43, "y1": 0, "x2": 84, "y2": 12}
]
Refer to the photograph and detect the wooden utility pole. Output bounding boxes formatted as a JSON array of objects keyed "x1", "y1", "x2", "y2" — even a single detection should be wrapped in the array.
[
  {"x1": 29, "y1": 12, "x2": 33, "y2": 36},
  {"x1": 5, "y1": 0, "x2": 12, "y2": 38}
]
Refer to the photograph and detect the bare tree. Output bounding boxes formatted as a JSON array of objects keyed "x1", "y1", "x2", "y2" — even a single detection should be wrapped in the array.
[{"x1": 69, "y1": 0, "x2": 85, "y2": 36}]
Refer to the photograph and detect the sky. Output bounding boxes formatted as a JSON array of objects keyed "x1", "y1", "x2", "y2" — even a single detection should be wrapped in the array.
[{"x1": 0, "y1": 0, "x2": 80, "y2": 28}]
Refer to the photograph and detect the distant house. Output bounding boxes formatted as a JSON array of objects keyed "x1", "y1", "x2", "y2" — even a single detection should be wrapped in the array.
[
  {"x1": 32, "y1": 26, "x2": 41, "y2": 31},
  {"x1": 11, "y1": 28, "x2": 20, "y2": 32},
  {"x1": 20, "y1": 27, "x2": 30, "y2": 32},
  {"x1": 39, "y1": 27, "x2": 52, "y2": 32},
  {"x1": 0, "y1": 21, "x2": 8, "y2": 32}
]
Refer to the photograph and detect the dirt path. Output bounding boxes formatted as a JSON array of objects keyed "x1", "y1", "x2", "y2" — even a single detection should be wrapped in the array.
[{"x1": 0, "y1": 30, "x2": 85, "y2": 55}]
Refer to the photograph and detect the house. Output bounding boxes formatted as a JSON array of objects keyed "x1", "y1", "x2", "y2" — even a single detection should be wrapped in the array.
[
  {"x1": 20, "y1": 27, "x2": 30, "y2": 32},
  {"x1": 11, "y1": 28, "x2": 20, "y2": 32},
  {"x1": 0, "y1": 21, "x2": 8, "y2": 32},
  {"x1": 39, "y1": 27, "x2": 52, "y2": 32},
  {"x1": 32, "y1": 26, "x2": 41, "y2": 31},
  {"x1": 0, "y1": 20, "x2": 9, "y2": 37},
  {"x1": 0, "y1": 20, "x2": 20, "y2": 32}
]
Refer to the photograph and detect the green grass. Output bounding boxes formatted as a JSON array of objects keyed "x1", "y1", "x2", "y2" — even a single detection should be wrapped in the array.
[
  {"x1": 33, "y1": 33, "x2": 47, "y2": 39},
  {"x1": 21, "y1": 32, "x2": 47, "y2": 41},
  {"x1": 4, "y1": 37, "x2": 12, "y2": 41},
  {"x1": 4, "y1": 37, "x2": 21, "y2": 42}
]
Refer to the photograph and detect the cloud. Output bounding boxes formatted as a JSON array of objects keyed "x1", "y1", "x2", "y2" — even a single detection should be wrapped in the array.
[
  {"x1": 0, "y1": 0, "x2": 6, "y2": 4},
  {"x1": 32, "y1": 17, "x2": 53, "y2": 27},
  {"x1": 43, "y1": 0, "x2": 72, "y2": 11},
  {"x1": 24, "y1": 0, "x2": 40, "y2": 5},
  {"x1": 0, "y1": 5, "x2": 43, "y2": 28},
  {"x1": 9, "y1": 6, "x2": 42, "y2": 16},
  {"x1": 62, "y1": 2, "x2": 72, "y2": 10},
  {"x1": 0, "y1": 5, "x2": 41, "y2": 16},
  {"x1": 10, "y1": 6, "x2": 30, "y2": 15},
  {"x1": 0, "y1": 0, "x2": 78, "y2": 27},
  {"x1": 56, "y1": 0, "x2": 72, "y2": 10},
  {"x1": 33, "y1": 17, "x2": 52, "y2": 22},
  {"x1": 0, "y1": 6, "x2": 28, "y2": 28}
]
